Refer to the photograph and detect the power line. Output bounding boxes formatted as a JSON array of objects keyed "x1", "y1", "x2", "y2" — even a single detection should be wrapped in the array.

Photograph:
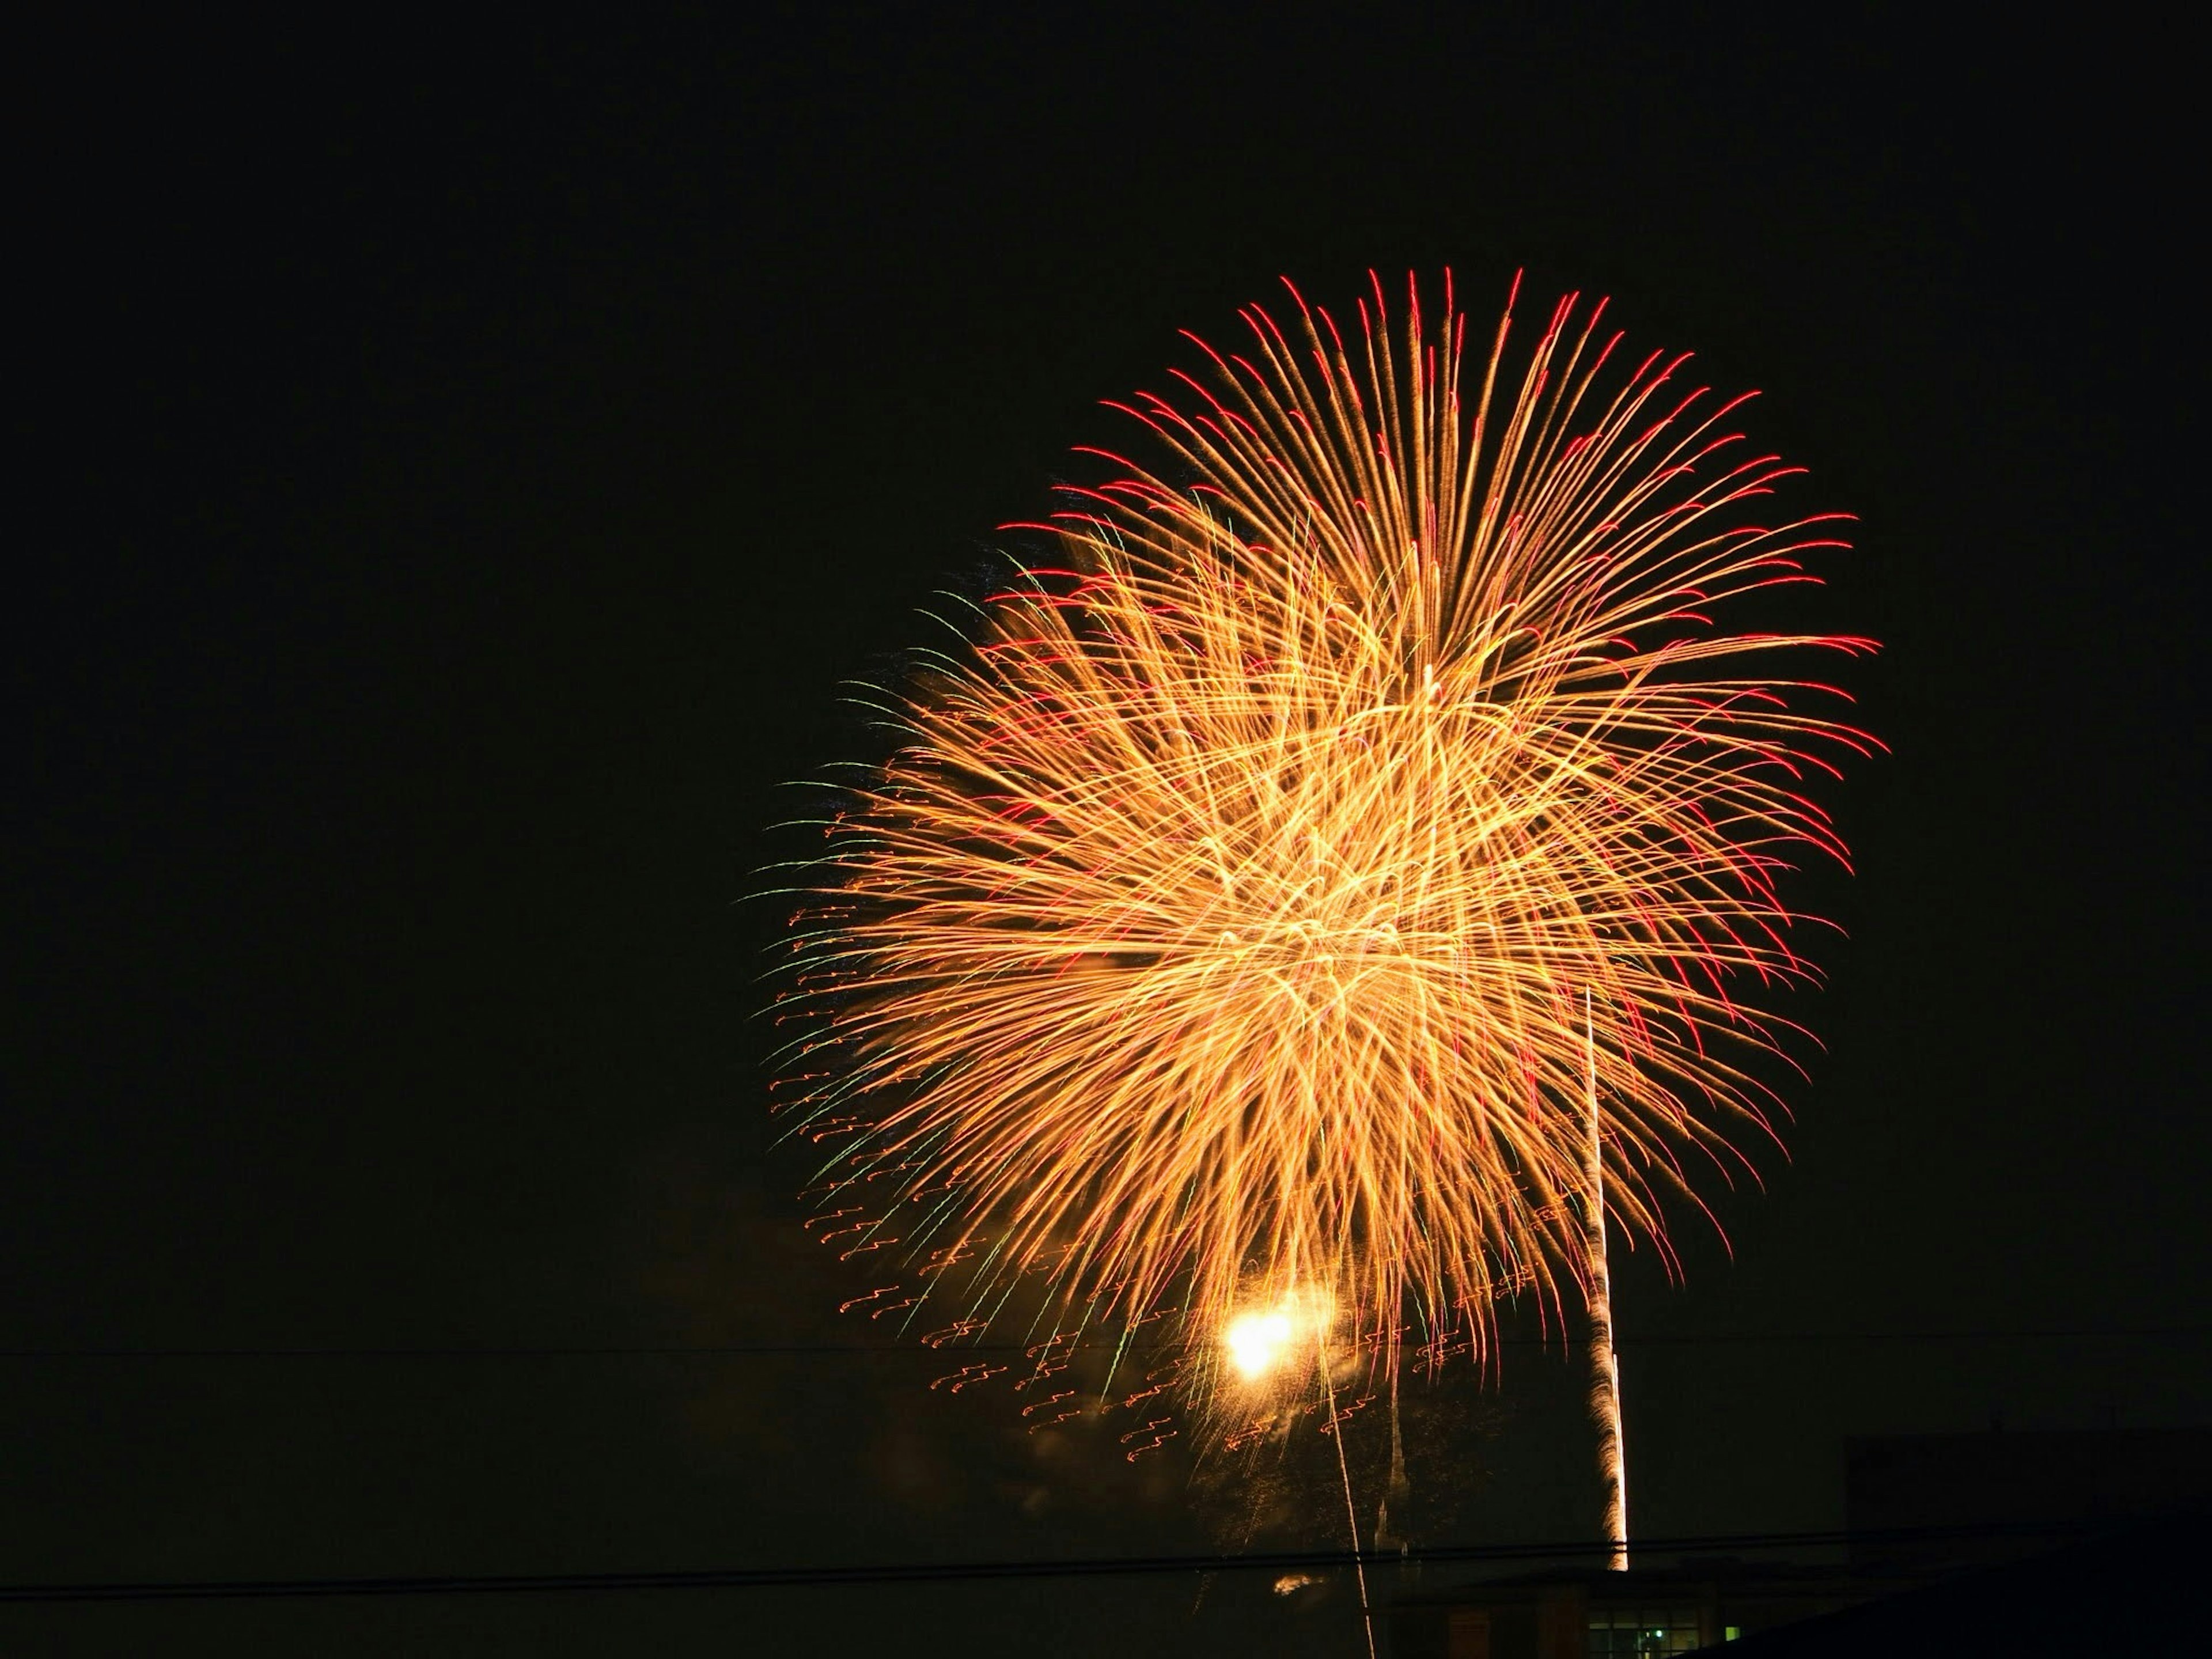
[
  {"x1": 0, "y1": 1520, "x2": 2130, "y2": 1605},
  {"x1": 0, "y1": 1328, "x2": 2204, "y2": 1361}
]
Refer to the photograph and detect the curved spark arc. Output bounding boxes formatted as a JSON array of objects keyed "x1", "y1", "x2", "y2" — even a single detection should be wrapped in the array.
[{"x1": 771, "y1": 274, "x2": 1876, "y2": 1421}]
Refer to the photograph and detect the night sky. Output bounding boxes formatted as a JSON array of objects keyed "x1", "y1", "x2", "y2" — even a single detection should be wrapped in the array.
[{"x1": 7, "y1": 10, "x2": 2203, "y2": 1654}]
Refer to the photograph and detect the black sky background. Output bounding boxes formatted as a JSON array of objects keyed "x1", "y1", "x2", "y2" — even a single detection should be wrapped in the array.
[{"x1": 6, "y1": 7, "x2": 2205, "y2": 1654}]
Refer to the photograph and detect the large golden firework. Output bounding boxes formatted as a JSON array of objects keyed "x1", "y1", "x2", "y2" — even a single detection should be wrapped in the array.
[{"x1": 772, "y1": 273, "x2": 1873, "y2": 1421}]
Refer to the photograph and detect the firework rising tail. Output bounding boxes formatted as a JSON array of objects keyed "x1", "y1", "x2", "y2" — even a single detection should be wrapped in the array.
[
  {"x1": 768, "y1": 271, "x2": 1876, "y2": 1440},
  {"x1": 1585, "y1": 988, "x2": 1629, "y2": 1569}
]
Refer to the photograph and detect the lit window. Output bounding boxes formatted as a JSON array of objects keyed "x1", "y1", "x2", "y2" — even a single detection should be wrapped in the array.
[{"x1": 1587, "y1": 1607, "x2": 1703, "y2": 1656}]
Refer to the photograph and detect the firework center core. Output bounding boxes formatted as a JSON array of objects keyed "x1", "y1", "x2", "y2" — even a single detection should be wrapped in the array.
[
  {"x1": 1222, "y1": 1288, "x2": 1334, "y2": 1381},
  {"x1": 1225, "y1": 1311, "x2": 1294, "y2": 1379}
]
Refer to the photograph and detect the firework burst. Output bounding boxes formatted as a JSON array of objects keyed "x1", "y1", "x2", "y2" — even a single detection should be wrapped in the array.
[{"x1": 770, "y1": 272, "x2": 1874, "y2": 1423}]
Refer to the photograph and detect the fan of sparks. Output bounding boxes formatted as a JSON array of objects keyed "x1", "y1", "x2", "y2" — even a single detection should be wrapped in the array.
[{"x1": 773, "y1": 272, "x2": 1874, "y2": 1412}]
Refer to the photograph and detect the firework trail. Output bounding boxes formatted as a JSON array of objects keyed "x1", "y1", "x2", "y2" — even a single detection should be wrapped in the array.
[
  {"x1": 1583, "y1": 990, "x2": 1628, "y2": 1569},
  {"x1": 770, "y1": 271, "x2": 1874, "y2": 1429}
]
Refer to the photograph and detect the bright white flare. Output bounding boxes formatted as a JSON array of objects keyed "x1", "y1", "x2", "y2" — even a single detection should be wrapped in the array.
[
  {"x1": 1225, "y1": 1310, "x2": 1295, "y2": 1380},
  {"x1": 1223, "y1": 1287, "x2": 1335, "y2": 1382}
]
